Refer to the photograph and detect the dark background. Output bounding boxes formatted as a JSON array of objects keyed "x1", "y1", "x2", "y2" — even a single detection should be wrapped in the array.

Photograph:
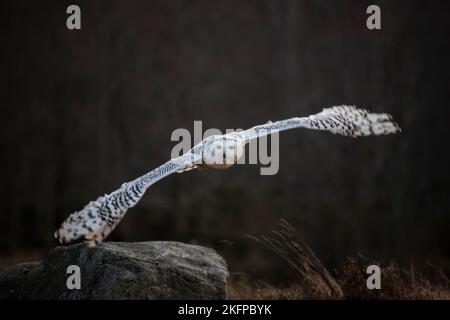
[{"x1": 2, "y1": 0, "x2": 450, "y2": 282}]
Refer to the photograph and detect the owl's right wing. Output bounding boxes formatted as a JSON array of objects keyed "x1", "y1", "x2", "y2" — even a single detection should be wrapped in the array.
[{"x1": 54, "y1": 142, "x2": 205, "y2": 247}]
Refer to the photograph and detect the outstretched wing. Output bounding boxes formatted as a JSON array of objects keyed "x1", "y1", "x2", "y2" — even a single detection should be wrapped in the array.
[
  {"x1": 238, "y1": 105, "x2": 401, "y2": 143},
  {"x1": 55, "y1": 106, "x2": 400, "y2": 247},
  {"x1": 54, "y1": 144, "x2": 203, "y2": 247}
]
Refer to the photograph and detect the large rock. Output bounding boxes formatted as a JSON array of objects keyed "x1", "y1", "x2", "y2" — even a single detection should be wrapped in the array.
[{"x1": 0, "y1": 241, "x2": 228, "y2": 299}]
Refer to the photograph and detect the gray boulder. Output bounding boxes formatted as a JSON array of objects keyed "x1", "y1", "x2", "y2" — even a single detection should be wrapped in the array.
[{"x1": 0, "y1": 241, "x2": 228, "y2": 300}]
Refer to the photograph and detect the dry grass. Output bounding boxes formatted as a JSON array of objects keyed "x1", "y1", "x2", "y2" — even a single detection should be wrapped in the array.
[
  {"x1": 229, "y1": 220, "x2": 450, "y2": 300},
  {"x1": 245, "y1": 219, "x2": 343, "y2": 299},
  {"x1": 338, "y1": 257, "x2": 450, "y2": 299},
  {"x1": 2, "y1": 221, "x2": 449, "y2": 300},
  {"x1": 228, "y1": 280, "x2": 308, "y2": 299}
]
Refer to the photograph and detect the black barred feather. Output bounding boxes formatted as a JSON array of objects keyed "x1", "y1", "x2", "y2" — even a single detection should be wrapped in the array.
[{"x1": 55, "y1": 105, "x2": 400, "y2": 246}]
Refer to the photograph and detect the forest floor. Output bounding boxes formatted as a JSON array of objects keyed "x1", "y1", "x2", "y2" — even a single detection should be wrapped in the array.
[
  {"x1": 3, "y1": 251, "x2": 448, "y2": 300},
  {"x1": 227, "y1": 257, "x2": 450, "y2": 299},
  {"x1": 2, "y1": 221, "x2": 449, "y2": 300},
  {"x1": 228, "y1": 220, "x2": 450, "y2": 300}
]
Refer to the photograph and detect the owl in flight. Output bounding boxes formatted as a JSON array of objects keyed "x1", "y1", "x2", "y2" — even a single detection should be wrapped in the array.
[{"x1": 55, "y1": 106, "x2": 401, "y2": 247}]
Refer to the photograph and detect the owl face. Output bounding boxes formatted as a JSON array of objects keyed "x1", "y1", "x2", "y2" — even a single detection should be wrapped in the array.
[{"x1": 203, "y1": 135, "x2": 244, "y2": 169}]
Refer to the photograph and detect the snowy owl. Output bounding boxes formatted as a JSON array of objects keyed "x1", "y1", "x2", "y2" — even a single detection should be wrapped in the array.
[{"x1": 55, "y1": 106, "x2": 401, "y2": 247}]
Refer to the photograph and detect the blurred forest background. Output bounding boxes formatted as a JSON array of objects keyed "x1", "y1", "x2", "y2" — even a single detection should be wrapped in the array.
[{"x1": 2, "y1": 0, "x2": 450, "y2": 284}]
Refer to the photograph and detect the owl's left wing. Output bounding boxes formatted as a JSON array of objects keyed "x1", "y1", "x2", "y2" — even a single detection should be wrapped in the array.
[
  {"x1": 54, "y1": 143, "x2": 204, "y2": 247},
  {"x1": 238, "y1": 105, "x2": 401, "y2": 143}
]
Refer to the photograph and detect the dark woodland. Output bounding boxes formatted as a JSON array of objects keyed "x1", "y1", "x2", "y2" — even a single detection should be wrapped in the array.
[{"x1": 2, "y1": 0, "x2": 450, "y2": 291}]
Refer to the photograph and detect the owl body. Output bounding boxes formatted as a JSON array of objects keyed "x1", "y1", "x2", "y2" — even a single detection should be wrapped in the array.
[{"x1": 202, "y1": 133, "x2": 245, "y2": 169}]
